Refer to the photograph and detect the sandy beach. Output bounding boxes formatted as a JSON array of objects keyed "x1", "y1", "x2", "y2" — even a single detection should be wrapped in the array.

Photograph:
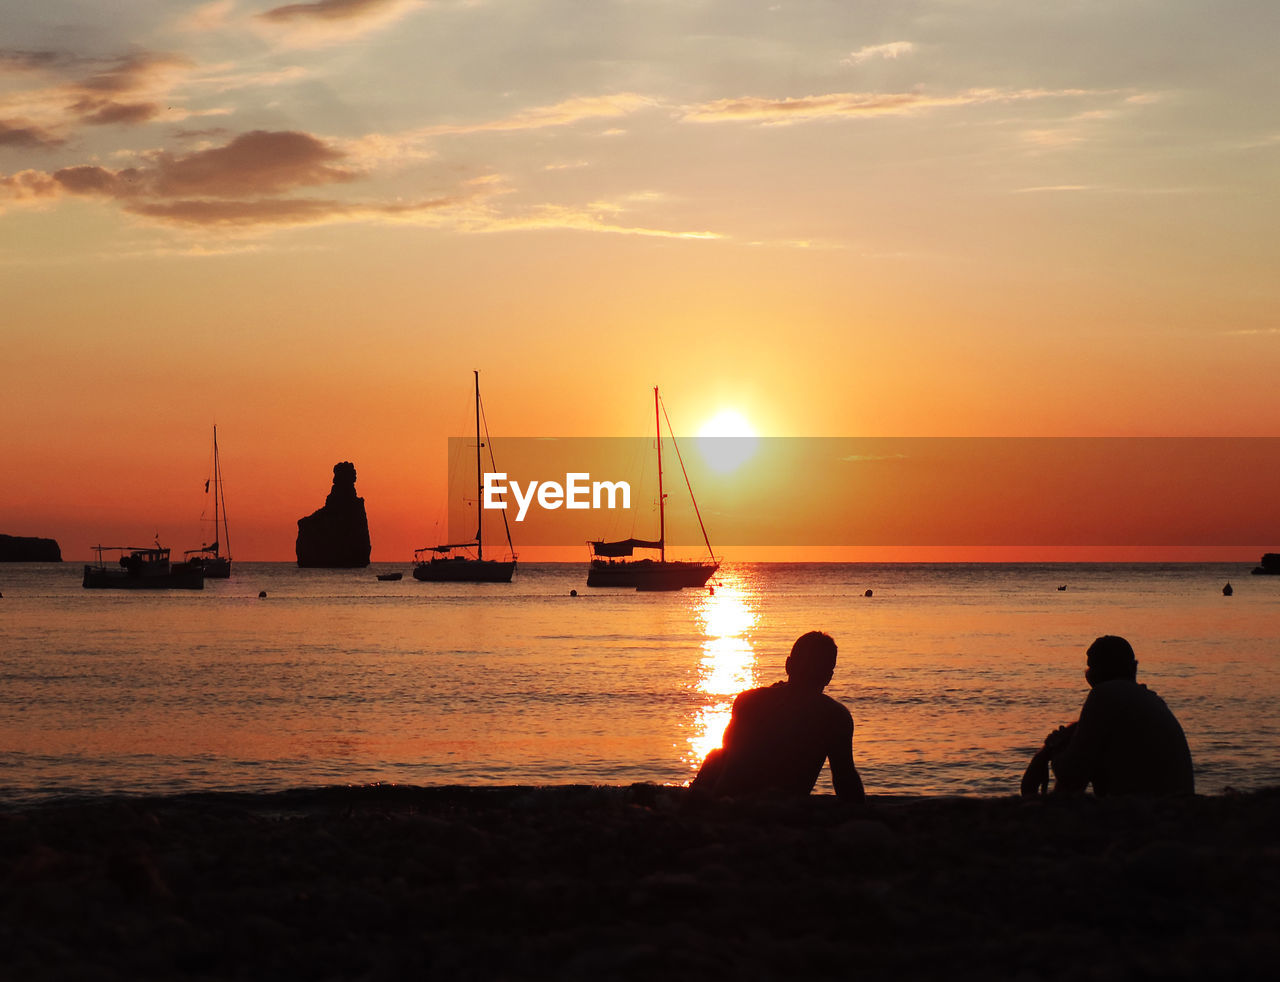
[{"x1": 2, "y1": 785, "x2": 1276, "y2": 980}]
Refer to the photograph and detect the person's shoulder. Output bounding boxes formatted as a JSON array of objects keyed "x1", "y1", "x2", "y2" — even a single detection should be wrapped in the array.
[
  {"x1": 1089, "y1": 679, "x2": 1143, "y2": 700},
  {"x1": 733, "y1": 683, "x2": 779, "y2": 708},
  {"x1": 818, "y1": 692, "x2": 854, "y2": 725},
  {"x1": 1084, "y1": 678, "x2": 1154, "y2": 714}
]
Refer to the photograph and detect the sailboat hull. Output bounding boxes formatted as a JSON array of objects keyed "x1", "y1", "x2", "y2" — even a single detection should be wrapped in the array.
[
  {"x1": 183, "y1": 557, "x2": 230, "y2": 578},
  {"x1": 202, "y1": 559, "x2": 231, "y2": 579},
  {"x1": 587, "y1": 558, "x2": 717, "y2": 590},
  {"x1": 413, "y1": 558, "x2": 516, "y2": 583},
  {"x1": 83, "y1": 565, "x2": 205, "y2": 590}
]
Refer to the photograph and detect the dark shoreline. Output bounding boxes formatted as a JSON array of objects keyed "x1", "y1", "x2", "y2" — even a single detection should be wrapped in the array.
[{"x1": 2, "y1": 785, "x2": 1277, "y2": 979}]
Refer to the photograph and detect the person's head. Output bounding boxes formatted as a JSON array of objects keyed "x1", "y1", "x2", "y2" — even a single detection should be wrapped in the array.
[
  {"x1": 1085, "y1": 635, "x2": 1138, "y2": 686},
  {"x1": 785, "y1": 631, "x2": 838, "y2": 690}
]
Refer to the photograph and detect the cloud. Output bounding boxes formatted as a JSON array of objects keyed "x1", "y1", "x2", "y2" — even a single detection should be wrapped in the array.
[
  {"x1": 0, "y1": 50, "x2": 198, "y2": 140},
  {"x1": 0, "y1": 169, "x2": 59, "y2": 200},
  {"x1": 682, "y1": 88, "x2": 1098, "y2": 125},
  {"x1": 844, "y1": 42, "x2": 916, "y2": 65},
  {"x1": 75, "y1": 53, "x2": 186, "y2": 95},
  {"x1": 255, "y1": 0, "x2": 424, "y2": 45},
  {"x1": 75, "y1": 101, "x2": 162, "y2": 126},
  {"x1": 1015, "y1": 185, "x2": 1097, "y2": 193},
  {"x1": 63, "y1": 53, "x2": 190, "y2": 128},
  {"x1": 0, "y1": 119, "x2": 64, "y2": 149},
  {"x1": 124, "y1": 195, "x2": 456, "y2": 227},
  {"x1": 2, "y1": 128, "x2": 504, "y2": 229},
  {"x1": 0, "y1": 50, "x2": 66, "y2": 75},
  {"x1": 420, "y1": 94, "x2": 657, "y2": 137},
  {"x1": 259, "y1": 0, "x2": 413, "y2": 22},
  {"x1": 173, "y1": 1, "x2": 238, "y2": 33},
  {"x1": 45, "y1": 130, "x2": 357, "y2": 200},
  {"x1": 474, "y1": 203, "x2": 721, "y2": 241}
]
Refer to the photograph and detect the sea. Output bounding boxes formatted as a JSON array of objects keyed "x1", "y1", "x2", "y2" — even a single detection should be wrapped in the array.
[{"x1": 0, "y1": 562, "x2": 1276, "y2": 806}]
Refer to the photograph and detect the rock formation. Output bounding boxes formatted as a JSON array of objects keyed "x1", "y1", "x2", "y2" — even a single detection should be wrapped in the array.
[
  {"x1": 295, "y1": 462, "x2": 372, "y2": 567},
  {"x1": 0, "y1": 534, "x2": 62, "y2": 562}
]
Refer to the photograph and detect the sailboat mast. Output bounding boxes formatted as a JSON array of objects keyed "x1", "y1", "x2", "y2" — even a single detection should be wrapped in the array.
[
  {"x1": 475, "y1": 370, "x2": 483, "y2": 561},
  {"x1": 212, "y1": 426, "x2": 221, "y2": 558},
  {"x1": 655, "y1": 386, "x2": 665, "y2": 563}
]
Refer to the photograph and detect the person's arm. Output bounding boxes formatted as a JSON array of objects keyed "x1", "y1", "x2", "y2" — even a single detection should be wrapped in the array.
[
  {"x1": 1051, "y1": 700, "x2": 1098, "y2": 794},
  {"x1": 1020, "y1": 748, "x2": 1052, "y2": 797},
  {"x1": 1020, "y1": 722, "x2": 1077, "y2": 797},
  {"x1": 828, "y1": 711, "x2": 865, "y2": 804}
]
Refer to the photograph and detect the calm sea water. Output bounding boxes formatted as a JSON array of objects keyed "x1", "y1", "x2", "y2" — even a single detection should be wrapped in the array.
[{"x1": 0, "y1": 562, "x2": 1276, "y2": 804}]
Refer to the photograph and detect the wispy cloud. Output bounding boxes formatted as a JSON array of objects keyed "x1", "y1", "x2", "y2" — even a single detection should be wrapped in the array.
[
  {"x1": 843, "y1": 41, "x2": 915, "y2": 65},
  {"x1": 682, "y1": 88, "x2": 1097, "y2": 125},
  {"x1": 1015, "y1": 185, "x2": 1098, "y2": 193},
  {"x1": 173, "y1": 1, "x2": 238, "y2": 33},
  {"x1": 255, "y1": 0, "x2": 425, "y2": 46},
  {"x1": 259, "y1": 0, "x2": 415, "y2": 23},
  {"x1": 0, "y1": 50, "x2": 197, "y2": 139},
  {"x1": 473, "y1": 203, "x2": 721, "y2": 241},
  {"x1": 0, "y1": 50, "x2": 67, "y2": 75},
  {"x1": 419, "y1": 94, "x2": 657, "y2": 137},
  {"x1": 124, "y1": 194, "x2": 466, "y2": 227},
  {"x1": 1014, "y1": 184, "x2": 1208, "y2": 195}
]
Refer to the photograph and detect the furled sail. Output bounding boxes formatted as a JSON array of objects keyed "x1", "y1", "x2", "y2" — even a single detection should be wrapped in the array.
[{"x1": 590, "y1": 538, "x2": 663, "y2": 558}]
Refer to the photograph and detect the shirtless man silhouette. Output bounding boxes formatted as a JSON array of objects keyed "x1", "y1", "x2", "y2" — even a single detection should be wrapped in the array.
[{"x1": 692, "y1": 631, "x2": 865, "y2": 802}]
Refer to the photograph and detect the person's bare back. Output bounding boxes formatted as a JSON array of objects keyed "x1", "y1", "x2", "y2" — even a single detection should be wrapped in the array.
[{"x1": 692, "y1": 632, "x2": 865, "y2": 802}]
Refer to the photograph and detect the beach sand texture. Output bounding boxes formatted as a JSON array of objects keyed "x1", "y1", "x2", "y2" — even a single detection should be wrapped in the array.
[{"x1": 2, "y1": 785, "x2": 1277, "y2": 980}]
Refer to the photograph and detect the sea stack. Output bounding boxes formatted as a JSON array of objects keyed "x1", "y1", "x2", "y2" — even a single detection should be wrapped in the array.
[
  {"x1": 0, "y1": 534, "x2": 62, "y2": 562},
  {"x1": 295, "y1": 461, "x2": 372, "y2": 568}
]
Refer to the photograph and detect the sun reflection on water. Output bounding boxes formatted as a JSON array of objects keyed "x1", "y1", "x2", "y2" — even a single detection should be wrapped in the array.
[{"x1": 686, "y1": 573, "x2": 760, "y2": 769}]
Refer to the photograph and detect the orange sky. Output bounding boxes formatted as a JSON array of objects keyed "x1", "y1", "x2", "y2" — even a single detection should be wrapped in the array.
[{"x1": 2, "y1": 2, "x2": 1278, "y2": 561}]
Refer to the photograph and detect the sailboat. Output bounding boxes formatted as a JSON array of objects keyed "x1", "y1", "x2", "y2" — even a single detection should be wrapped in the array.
[
  {"x1": 413, "y1": 371, "x2": 517, "y2": 583},
  {"x1": 181, "y1": 425, "x2": 232, "y2": 578},
  {"x1": 586, "y1": 387, "x2": 719, "y2": 590}
]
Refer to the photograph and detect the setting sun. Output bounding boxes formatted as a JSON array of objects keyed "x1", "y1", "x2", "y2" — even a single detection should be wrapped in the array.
[{"x1": 696, "y1": 410, "x2": 759, "y2": 474}]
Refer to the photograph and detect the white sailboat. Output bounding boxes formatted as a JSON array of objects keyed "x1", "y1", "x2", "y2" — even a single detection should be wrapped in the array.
[{"x1": 587, "y1": 387, "x2": 719, "y2": 590}]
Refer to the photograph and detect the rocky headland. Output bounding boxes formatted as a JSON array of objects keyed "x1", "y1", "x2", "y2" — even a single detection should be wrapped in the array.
[
  {"x1": 0, "y1": 534, "x2": 62, "y2": 562},
  {"x1": 295, "y1": 461, "x2": 371, "y2": 568}
]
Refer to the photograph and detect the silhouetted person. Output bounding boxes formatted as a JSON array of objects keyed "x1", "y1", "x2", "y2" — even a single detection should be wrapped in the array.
[
  {"x1": 1021, "y1": 635, "x2": 1194, "y2": 797},
  {"x1": 691, "y1": 631, "x2": 865, "y2": 802}
]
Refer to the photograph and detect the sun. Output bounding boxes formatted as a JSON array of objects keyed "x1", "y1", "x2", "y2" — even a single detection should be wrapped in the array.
[{"x1": 696, "y1": 409, "x2": 759, "y2": 473}]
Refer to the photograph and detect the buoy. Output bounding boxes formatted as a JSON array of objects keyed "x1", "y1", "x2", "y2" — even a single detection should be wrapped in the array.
[
  {"x1": 570, "y1": 589, "x2": 577, "y2": 597},
  {"x1": 258, "y1": 590, "x2": 267, "y2": 598},
  {"x1": 864, "y1": 589, "x2": 872, "y2": 597},
  {"x1": 708, "y1": 586, "x2": 715, "y2": 595},
  {"x1": 1223, "y1": 583, "x2": 1233, "y2": 597}
]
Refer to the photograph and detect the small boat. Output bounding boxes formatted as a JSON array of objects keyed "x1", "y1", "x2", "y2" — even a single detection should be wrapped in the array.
[
  {"x1": 587, "y1": 387, "x2": 719, "y2": 591},
  {"x1": 377, "y1": 572, "x2": 403, "y2": 581},
  {"x1": 83, "y1": 544, "x2": 204, "y2": 590},
  {"x1": 1250, "y1": 553, "x2": 1280, "y2": 575},
  {"x1": 413, "y1": 371, "x2": 517, "y2": 583},
  {"x1": 180, "y1": 426, "x2": 232, "y2": 578}
]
